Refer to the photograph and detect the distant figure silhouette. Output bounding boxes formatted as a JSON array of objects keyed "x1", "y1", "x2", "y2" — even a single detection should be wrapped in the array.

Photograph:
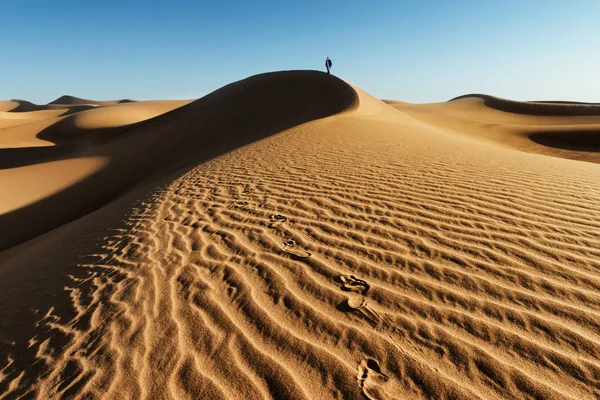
[{"x1": 325, "y1": 57, "x2": 332, "y2": 74}]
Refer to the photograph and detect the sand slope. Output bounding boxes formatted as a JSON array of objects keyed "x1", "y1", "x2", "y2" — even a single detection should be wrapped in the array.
[{"x1": 1, "y1": 73, "x2": 600, "y2": 399}]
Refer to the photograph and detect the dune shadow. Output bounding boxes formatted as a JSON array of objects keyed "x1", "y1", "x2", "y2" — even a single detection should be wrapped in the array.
[
  {"x1": 0, "y1": 122, "x2": 132, "y2": 171},
  {"x1": 0, "y1": 145, "x2": 78, "y2": 169},
  {"x1": 529, "y1": 131, "x2": 600, "y2": 152}
]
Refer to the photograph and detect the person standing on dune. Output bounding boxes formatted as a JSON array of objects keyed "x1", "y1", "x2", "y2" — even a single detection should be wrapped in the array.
[{"x1": 325, "y1": 57, "x2": 332, "y2": 74}]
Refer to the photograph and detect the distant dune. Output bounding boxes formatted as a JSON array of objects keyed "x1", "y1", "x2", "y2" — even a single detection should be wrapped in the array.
[
  {"x1": 0, "y1": 101, "x2": 20, "y2": 112},
  {"x1": 387, "y1": 94, "x2": 600, "y2": 165},
  {"x1": 47, "y1": 95, "x2": 129, "y2": 106},
  {"x1": 449, "y1": 93, "x2": 600, "y2": 116},
  {"x1": 1, "y1": 72, "x2": 599, "y2": 399},
  {"x1": 0, "y1": 100, "x2": 52, "y2": 113}
]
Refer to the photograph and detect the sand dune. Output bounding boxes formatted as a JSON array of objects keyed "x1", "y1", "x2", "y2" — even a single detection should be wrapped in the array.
[
  {"x1": 0, "y1": 99, "x2": 93, "y2": 114},
  {"x1": 1, "y1": 72, "x2": 599, "y2": 399},
  {"x1": 47, "y1": 95, "x2": 133, "y2": 107},
  {"x1": 0, "y1": 72, "x2": 356, "y2": 250},
  {"x1": 1, "y1": 96, "x2": 135, "y2": 118},
  {"x1": 0, "y1": 101, "x2": 19, "y2": 113},
  {"x1": 449, "y1": 94, "x2": 600, "y2": 116},
  {"x1": 0, "y1": 100, "x2": 52, "y2": 113},
  {"x1": 387, "y1": 95, "x2": 600, "y2": 164},
  {"x1": 36, "y1": 100, "x2": 193, "y2": 143},
  {"x1": 0, "y1": 100, "x2": 190, "y2": 149}
]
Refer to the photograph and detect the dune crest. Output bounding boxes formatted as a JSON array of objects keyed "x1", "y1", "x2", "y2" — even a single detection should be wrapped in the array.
[{"x1": 1, "y1": 72, "x2": 599, "y2": 399}]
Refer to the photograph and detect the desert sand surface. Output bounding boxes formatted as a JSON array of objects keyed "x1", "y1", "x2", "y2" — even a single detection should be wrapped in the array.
[{"x1": 1, "y1": 71, "x2": 599, "y2": 399}]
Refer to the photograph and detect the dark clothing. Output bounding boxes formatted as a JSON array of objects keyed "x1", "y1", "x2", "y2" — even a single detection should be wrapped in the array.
[{"x1": 326, "y1": 58, "x2": 332, "y2": 74}]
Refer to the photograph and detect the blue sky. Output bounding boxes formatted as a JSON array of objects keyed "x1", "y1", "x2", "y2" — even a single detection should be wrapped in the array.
[{"x1": 1, "y1": 1, "x2": 598, "y2": 103}]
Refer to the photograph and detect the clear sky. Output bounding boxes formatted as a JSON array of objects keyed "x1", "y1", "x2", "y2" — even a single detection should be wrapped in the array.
[{"x1": 2, "y1": 1, "x2": 599, "y2": 103}]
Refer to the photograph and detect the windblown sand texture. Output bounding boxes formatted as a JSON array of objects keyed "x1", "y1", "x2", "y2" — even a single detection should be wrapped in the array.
[{"x1": 1, "y1": 71, "x2": 600, "y2": 399}]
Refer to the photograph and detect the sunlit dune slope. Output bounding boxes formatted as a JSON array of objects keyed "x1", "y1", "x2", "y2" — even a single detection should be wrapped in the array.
[
  {"x1": 0, "y1": 101, "x2": 20, "y2": 112},
  {"x1": 1, "y1": 73, "x2": 599, "y2": 400}
]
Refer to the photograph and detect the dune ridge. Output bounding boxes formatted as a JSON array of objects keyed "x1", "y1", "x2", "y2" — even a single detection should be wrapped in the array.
[{"x1": 1, "y1": 72, "x2": 600, "y2": 399}]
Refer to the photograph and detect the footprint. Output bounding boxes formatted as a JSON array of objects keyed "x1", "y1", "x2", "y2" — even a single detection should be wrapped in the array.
[
  {"x1": 339, "y1": 274, "x2": 370, "y2": 295},
  {"x1": 338, "y1": 293, "x2": 382, "y2": 327},
  {"x1": 357, "y1": 359, "x2": 399, "y2": 400},
  {"x1": 337, "y1": 275, "x2": 375, "y2": 322},
  {"x1": 281, "y1": 240, "x2": 311, "y2": 258},
  {"x1": 268, "y1": 214, "x2": 287, "y2": 227}
]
